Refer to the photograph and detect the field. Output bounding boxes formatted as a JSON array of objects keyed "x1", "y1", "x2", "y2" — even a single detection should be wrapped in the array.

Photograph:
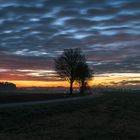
[
  {"x1": 0, "y1": 91, "x2": 140, "y2": 140},
  {"x1": 0, "y1": 92, "x2": 84, "y2": 104}
]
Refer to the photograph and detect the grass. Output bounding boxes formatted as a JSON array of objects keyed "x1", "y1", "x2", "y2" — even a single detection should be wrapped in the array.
[
  {"x1": 0, "y1": 91, "x2": 140, "y2": 140},
  {"x1": 0, "y1": 92, "x2": 86, "y2": 104}
]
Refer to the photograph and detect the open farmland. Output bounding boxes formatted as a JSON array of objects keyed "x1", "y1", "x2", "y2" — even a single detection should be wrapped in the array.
[{"x1": 0, "y1": 91, "x2": 140, "y2": 140}]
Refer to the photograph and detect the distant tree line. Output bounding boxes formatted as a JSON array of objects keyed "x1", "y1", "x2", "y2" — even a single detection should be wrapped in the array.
[{"x1": 0, "y1": 82, "x2": 16, "y2": 91}]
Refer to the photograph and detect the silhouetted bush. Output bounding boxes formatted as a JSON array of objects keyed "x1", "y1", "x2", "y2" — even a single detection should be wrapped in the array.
[{"x1": 0, "y1": 82, "x2": 16, "y2": 91}]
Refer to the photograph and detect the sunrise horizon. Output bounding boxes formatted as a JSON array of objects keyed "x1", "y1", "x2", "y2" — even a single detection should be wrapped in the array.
[
  {"x1": 0, "y1": 0, "x2": 139, "y2": 89},
  {"x1": 0, "y1": 72, "x2": 139, "y2": 89}
]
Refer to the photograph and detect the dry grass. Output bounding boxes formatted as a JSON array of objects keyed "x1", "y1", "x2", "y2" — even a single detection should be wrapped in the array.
[
  {"x1": 0, "y1": 92, "x2": 85, "y2": 104},
  {"x1": 0, "y1": 91, "x2": 140, "y2": 140}
]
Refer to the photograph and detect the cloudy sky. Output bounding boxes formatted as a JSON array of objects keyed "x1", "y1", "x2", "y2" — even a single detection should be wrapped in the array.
[{"x1": 0, "y1": 0, "x2": 140, "y2": 88}]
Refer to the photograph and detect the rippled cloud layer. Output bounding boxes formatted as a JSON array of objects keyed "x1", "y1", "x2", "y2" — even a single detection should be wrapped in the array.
[{"x1": 0, "y1": 0, "x2": 140, "y2": 86}]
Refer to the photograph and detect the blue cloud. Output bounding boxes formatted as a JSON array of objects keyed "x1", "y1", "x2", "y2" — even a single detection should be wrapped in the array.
[{"x1": 0, "y1": 0, "x2": 139, "y2": 81}]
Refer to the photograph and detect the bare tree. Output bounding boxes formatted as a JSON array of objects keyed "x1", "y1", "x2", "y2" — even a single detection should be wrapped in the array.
[
  {"x1": 55, "y1": 48, "x2": 85, "y2": 94},
  {"x1": 75, "y1": 62, "x2": 93, "y2": 94}
]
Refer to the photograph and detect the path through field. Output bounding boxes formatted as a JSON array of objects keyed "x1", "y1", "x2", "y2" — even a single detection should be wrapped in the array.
[{"x1": 0, "y1": 93, "x2": 101, "y2": 108}]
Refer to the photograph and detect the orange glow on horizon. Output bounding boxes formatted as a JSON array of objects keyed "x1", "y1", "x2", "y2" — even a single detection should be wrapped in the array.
[
  {"x1": 6, "y1": 80, "x2": 70, "y2": 88},
  {"x1": 0, "y1": 73, "x2": 139, "y2": 88}
]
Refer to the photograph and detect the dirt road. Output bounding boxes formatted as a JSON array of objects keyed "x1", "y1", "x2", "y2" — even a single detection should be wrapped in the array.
[{"x1": 0, "y1": 93, "x2": 101, "y2": 108}]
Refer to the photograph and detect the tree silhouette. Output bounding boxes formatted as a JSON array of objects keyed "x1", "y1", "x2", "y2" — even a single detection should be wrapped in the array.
[
  {"x1": 0, "y1": 82, "x2": 16, "y2": 91},
  {"x1": 55, "y1": 48, "x2": 85, "y2": 94},
  {"x1": 75, "y1": 62, "x2": 93, "y2": 94}
]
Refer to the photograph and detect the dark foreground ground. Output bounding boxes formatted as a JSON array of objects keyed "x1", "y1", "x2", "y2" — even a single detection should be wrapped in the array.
[
  {"x1": 0, "y1": 91, "x2": 140, "y2": 140},
  {"x1": 0, "y1": 92, "x2": 84, "y2": 104}
]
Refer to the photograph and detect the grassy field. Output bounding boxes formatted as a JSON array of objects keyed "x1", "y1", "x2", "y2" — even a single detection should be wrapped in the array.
[
  {"x1": 0, "y1": 91, "x2": 140, "y2": 140},
  {"x1": 0, "y1": 92, "x2": 86, "y2": 104}
]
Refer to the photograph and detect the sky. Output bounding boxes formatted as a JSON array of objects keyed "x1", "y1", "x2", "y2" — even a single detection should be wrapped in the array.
[{"x1": 0, "y1": 0, "x2": 140, "y2": 88}]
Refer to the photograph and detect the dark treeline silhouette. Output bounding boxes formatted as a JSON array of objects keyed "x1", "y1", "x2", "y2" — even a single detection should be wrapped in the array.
[{"x1": 0, "y1": 82, "x2": 16, "y2": 91}]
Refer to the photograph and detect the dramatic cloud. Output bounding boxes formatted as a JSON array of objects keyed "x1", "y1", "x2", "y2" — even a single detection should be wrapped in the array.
[{"x1": 0, "y1": 0, "x2": 140, "y2": 86}]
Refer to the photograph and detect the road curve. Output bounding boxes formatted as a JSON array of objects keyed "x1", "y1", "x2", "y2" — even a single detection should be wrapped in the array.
[{"x1": 0, "y1": 93, "x2": 101, "y2": 108}]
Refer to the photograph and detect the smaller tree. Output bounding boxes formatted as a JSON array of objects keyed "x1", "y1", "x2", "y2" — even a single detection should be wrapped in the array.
[{"x1": 75, "y1": 62, "x2": 93, "y2": 94}]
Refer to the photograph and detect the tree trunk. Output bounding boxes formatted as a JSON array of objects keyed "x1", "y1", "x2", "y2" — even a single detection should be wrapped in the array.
[
  {"x1": 70, "y1": 81, "x2": 73, "y2": 94},
  {"x1": 80, "y1": 81, "x2": 85, "y2": 94}
]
